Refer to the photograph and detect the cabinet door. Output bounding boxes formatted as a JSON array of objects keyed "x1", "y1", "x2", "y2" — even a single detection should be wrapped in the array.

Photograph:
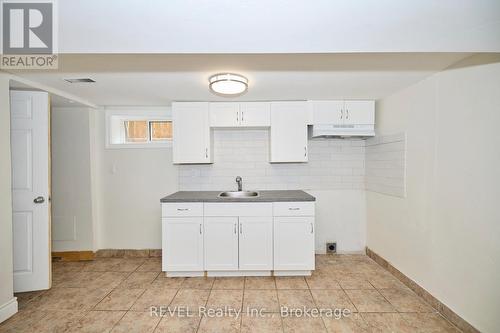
[
  {"x1": 310, "y1": 100, "x2": 344, "y2": 125},
  {"x1": 273, "y1": 216, "x2": 314, "y2": 270},
  {"x1": 204, "y1": 217, "x2": 239, "y2": 270},
  {"x1": 209, "y1": 102, "x2": 240, "y2": 127},
  {"x1": 239, "y1": 217, "x2": 273, "y2": 270},
  {"x1": 239, "y1": 102, "x2": 271, "y2": 127},
  {"x1": 270, "y1": 102, "x2": 308, "y2": 162},
  {"x1": 172, "y1": 102, "x2": 212, "y2": 164},
  {"x1": 163, "y1": 217, "x2": 204, "y2": 271},
  {"x1": 343, "y1": 100, "x2": 375, "y2": 125}
]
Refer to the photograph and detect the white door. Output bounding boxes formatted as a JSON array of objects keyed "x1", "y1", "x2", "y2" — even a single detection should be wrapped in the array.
[
  {"x1": 310, "y1": 100, "x2": 344, "y2": 125},
  {"x1": 204, "y1": 217, "x2": 239, "y2": 270},
  {"x1": 270, "y1": 102, "x2": 308, "y2": 162},
  {"x1": 209, "y1": 102, "x2": 240, "y2": 127},
  {"x1": 274, "y1": 216, "x2": 315, "y2": 271},
  {"x1": 10, "y1": 90, "x2": 50, "y2": 292},
  {"x1": 343, "y1": 100, "x2": 375, "y2": 125},
  {"x1": 172, "y1": 102, "x2": 212, "y2": 164},
  {"x1": 239, "y1": 102, "x2": 270, "y2": 127},
  {"x1": 239, "y1": 217, "x2": 273, "y2": 270},
  {"x1": 163, "y1": 217, "x2": 204, "y2": 271}
]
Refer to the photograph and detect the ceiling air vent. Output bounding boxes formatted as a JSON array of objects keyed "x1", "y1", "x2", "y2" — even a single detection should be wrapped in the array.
[{"x1": 64, "y1": 78, "x2": 96, "y2": 83}]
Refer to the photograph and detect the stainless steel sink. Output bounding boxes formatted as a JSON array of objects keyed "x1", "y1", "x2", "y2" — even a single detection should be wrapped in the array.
[{"x1": 218, "y1": 191, "x2": 259, "y2": 198}]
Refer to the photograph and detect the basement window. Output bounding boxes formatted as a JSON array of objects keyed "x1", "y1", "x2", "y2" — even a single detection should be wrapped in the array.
[
  {"x1": 106, "y1": 107, "x2": 172, "y2": 148},
  {"x1": 124, "y1": 120, "x2": 172, "y2": 143}
]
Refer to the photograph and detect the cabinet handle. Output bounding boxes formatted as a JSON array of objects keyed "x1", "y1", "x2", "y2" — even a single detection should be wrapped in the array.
[
  {"x1": 205, "y1": 148, "x2": 208, "y2": 158},
  {"x1": 241, "y1": 111, "x2": 244, "y2": 122},
  {"x1": 177, "y1": 208, "x2": 190, "y2": 211},
  {"x1": 346, "y1": 109, "x2": 349, "y2": 119},
  {"x1": 234, "y1": 223, "x2": 237, "y2": 234},
  {"x1": 237, "y1": 111, "x2": 239, "y2": 123},
  {"x1": 310, "y1": 223, "x2": 314, "y2": 234},
  {"x1": 289, "y1": 207, "x2": 300, "y2": 211},
  {"x1": 240, "y1": 222, "x2": 242, "y2": 234},
  {"x1": 304, "y1": 146, "x2": 307, "y2": 157},
  {"x1": 200, "y1": 224, "x2": 202, "y2": 234},
  {"x1": 340, "y1": 109, "x2": 343, "y2": 119}
]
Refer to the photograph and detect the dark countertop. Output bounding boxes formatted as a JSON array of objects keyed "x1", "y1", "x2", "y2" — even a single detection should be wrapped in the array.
[{"x1": 160, "y1": 190, "x2": 315, "y2": 203}]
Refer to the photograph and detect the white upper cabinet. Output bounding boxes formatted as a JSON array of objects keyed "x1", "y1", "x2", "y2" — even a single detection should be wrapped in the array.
[
  {"x1": 209, "y1": 102, "x2": 240, "y2": 127},
  {"x1": 310, "y1": 100, "x2": 375, "y2": 125},
  {"x1": 209, "y1": 102, "x2": 270, "y2": 127},
  {"x1": 172, "y1": 102, "x2": 212, "y2": 164},
  {"x1": 270, "y1": 101, "x2": 308, "y2": 163},
  {"x1": 239, "y1": 102, "x2": 271, "y2": 127},
  {"x1": 309, "y1": 100, "x2": 344, "y2": 124},
  {"x1": 343, "y1": 100, "x2": 375, "y2": 125}
]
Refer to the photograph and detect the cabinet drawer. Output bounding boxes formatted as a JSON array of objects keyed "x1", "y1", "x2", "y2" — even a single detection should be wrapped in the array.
[
  {"x1": 162, "y1": 203, "x2": 203, "y2": 217},
  {"x1": 273, "y1": 202, "x2": 315, "y2": 216},
  {"x1": 204, "y1": 203, "x2": 272, "y2": 217}
]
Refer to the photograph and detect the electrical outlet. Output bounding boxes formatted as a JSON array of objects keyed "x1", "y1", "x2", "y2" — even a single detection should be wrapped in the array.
[{"x1": 326, "y1": 242, "x2": 337, "y2": 254}]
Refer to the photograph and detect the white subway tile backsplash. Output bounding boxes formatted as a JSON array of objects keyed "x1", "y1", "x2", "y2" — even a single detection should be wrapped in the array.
[
  {"x1": 178, "y1": 129, "x2": 406, "y2": 196},
  {"x1": 365, "y1": 132, "x2": 406, "y2": 197},
  {"x1": 179, "y1": 129, "x2": 367, "y2": 191}
]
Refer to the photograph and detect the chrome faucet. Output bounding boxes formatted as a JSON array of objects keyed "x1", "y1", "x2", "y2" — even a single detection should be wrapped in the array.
[{"x1": 236, "y1": 176, "x2": 242, "y2": 191}]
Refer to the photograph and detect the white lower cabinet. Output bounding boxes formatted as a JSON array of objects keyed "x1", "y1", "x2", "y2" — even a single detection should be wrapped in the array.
[
  {"x1": 238, "y1": 217, "x2": 273, "y2": 270},
  {"x1": 204, "y1": 217, "x2": 239, "y2": 270},
  {"x1": 203, "y1": 216, "x2": 273, "y2": 273},
  {"x1": 273, "y1": 216, "x2": 315, "y2": 271},
  {"x1": 162, "y1": 201, "x2": 314, "y2": 276},
  {"x1": 162, "y1": 217, "x2": 204, "y2": 275}
]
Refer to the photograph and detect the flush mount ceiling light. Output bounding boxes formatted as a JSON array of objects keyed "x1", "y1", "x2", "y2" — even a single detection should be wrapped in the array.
[{"x1": 209, "y1": 73, "x2": 248, "y2": 96}]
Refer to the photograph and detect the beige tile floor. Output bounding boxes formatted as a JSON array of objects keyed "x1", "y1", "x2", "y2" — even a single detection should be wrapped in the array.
[{"x1": 0, "y1": 255, "x2": 461, "y2": 333}]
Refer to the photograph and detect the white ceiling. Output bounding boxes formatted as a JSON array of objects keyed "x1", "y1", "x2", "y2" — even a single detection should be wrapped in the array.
[
  {"x1": 57, "y1": 0, "x2": 500, "y2": 53},
  {"x1": 7, "y1": 53, "x2": 472, "y2": 107}
]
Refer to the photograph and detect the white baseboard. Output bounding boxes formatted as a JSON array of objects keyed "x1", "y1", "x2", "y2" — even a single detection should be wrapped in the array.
[{"x1": 0, "y1": 297, "x2": 18, "y2": 324}]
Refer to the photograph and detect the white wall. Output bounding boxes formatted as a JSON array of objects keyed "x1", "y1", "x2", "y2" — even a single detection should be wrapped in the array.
[
  {"x1": 179, "y1": 129, "x2": 367, "y2": 253},
  {"x1": 51, "y1": 107, "x2": 94, "y2": 251},
  {"x1": 0, "y1": 74, "x2": 16, "y2": 322},
  {"x1": 367, "y1": 54, "x2": 500, "y2": 333},
  {"x1": 308, "y1": 190, "x2": 366, "y2": 253},
  {"x1": 93, "y1": 110, "x2": 178, "y2": 249}
]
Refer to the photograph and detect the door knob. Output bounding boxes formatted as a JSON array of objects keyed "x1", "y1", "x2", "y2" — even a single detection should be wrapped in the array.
[{"x1": 34, "y1": 196, "x2": 45, "y2": 204}]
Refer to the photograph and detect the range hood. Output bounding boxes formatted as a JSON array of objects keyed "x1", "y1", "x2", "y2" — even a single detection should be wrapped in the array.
[{"x1": 310, "y1": 124, "x2": 375, "y2": 138}]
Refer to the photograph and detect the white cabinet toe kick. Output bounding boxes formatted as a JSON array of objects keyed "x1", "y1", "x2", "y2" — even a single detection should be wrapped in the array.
[{"x1": 161, "y1": 201, "x2": 315, "y2": 277}]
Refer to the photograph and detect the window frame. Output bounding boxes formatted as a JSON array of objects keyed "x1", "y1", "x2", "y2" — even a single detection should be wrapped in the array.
[
  {"x1": 105, "y1": 107, "x2": 172, "y2": 149},
  {"x1": 148, "y1": 120, "x2": 173, "y2": 142}
]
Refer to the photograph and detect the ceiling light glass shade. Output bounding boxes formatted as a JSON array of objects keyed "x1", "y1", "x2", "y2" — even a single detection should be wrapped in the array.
[{"x1": 209, "y1": 73, "x2": 248, "y2": 96}]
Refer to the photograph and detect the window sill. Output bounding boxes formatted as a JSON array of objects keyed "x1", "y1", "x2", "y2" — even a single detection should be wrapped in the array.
[{"x1": 106, "y1": 141, "x2": 172, "y2": 149}]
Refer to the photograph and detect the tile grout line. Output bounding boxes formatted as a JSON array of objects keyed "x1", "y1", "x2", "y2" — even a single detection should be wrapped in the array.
[
  {"x1": 306, "y1": 279, "x2": 329, "y2": 333},
  {"x1": 153, "y1": 281, "x2": 184, "y2": 333},
  {"x1": 274, "y1": 280, "x2": 286, "y2": 333},
  {"x1": 239, "y1": 278, "x2": 245, "y2": 333},
  {"x1": 194, "y1": 278, "x2": 212, "y2": 333}
]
